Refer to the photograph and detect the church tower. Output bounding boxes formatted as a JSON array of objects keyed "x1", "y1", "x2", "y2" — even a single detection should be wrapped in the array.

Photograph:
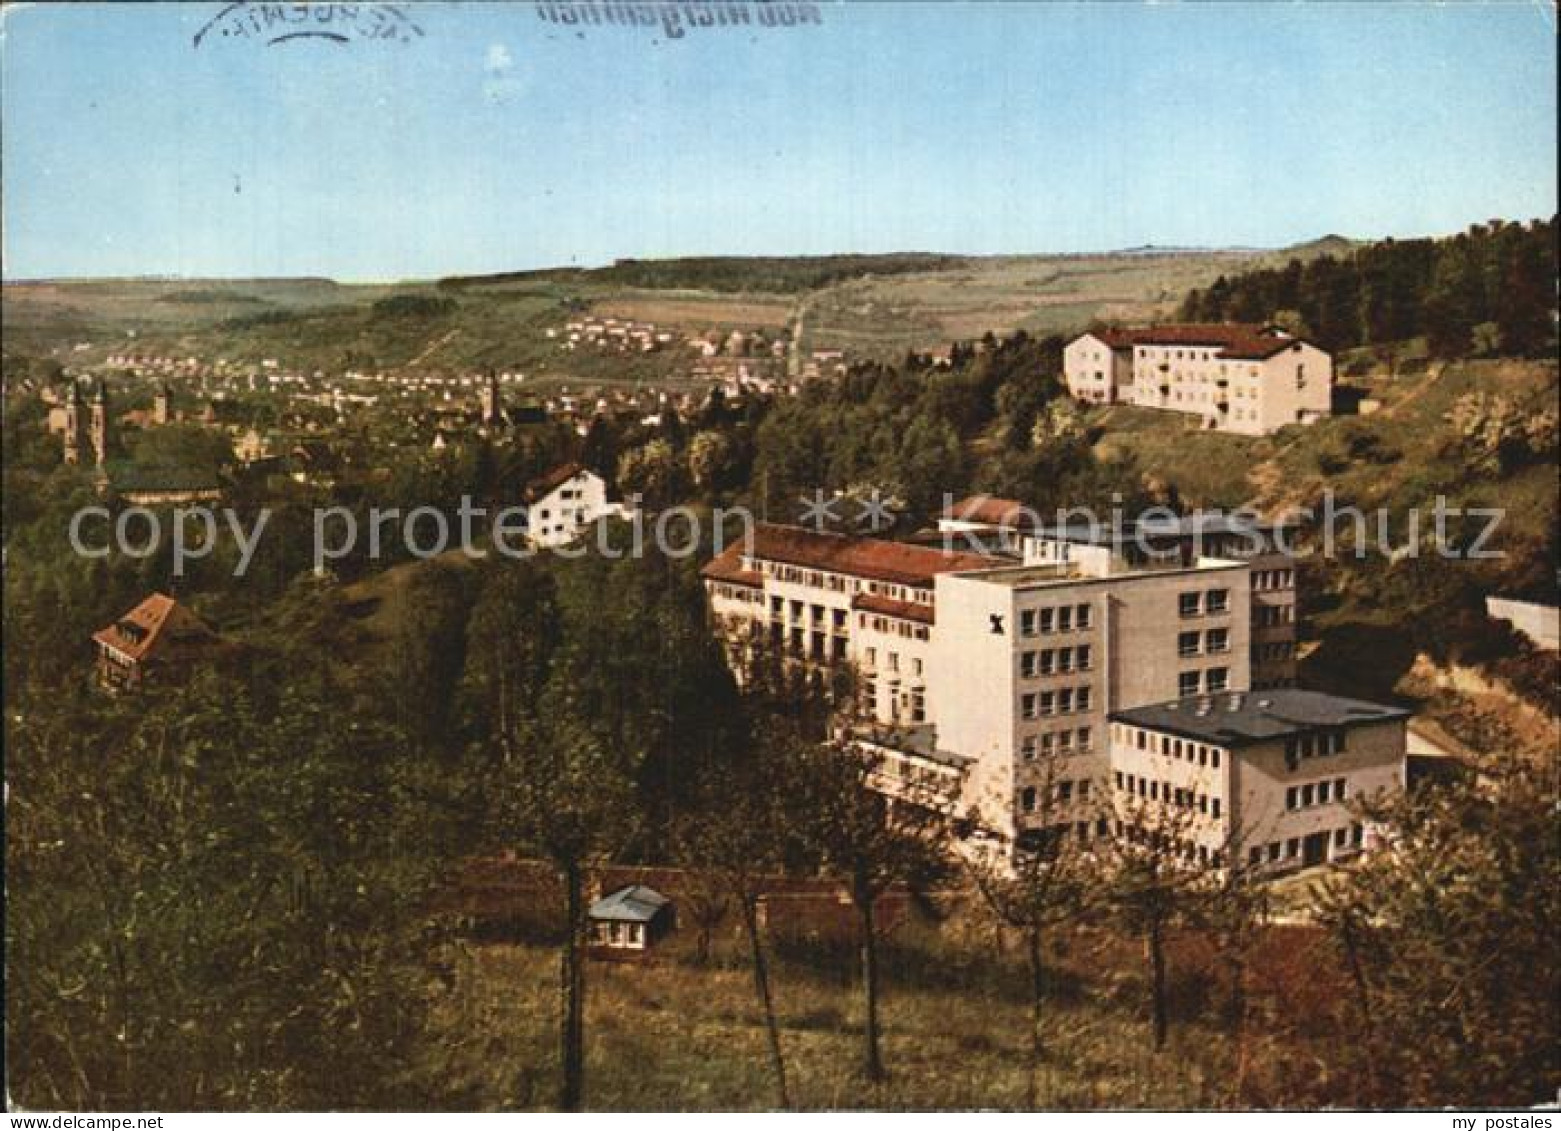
[
  {"x1": 153, "y1": 381, "x2": 172, "y2": 425},
  {"x1": 63, "y1": 380, "x2": 84, "y2": 465},
  {"x1": 480, "y1": 369, "x2": 502, "y2": 430},
  {"x1": 89, "y1": 379, "x2": 109, "y2": 467}
]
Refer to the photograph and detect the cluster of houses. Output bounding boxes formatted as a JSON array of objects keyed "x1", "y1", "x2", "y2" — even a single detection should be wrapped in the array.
[
  {"x1": 702, "y1": 498, "x2": 1404, "y2": 873},
  {"x1": 555, "y1": 317, "x2": 793, "y2": 364},
  {"x1": 557, "y1": 317, "x2": 677, "y2": 354},
  {"x1": 1064, "y1": 323, "x2": 1334, "y2": 435}
]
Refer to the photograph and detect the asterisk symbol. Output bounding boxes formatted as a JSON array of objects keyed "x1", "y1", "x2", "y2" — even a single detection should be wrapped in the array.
[
  {"x1": 798, "y1": 489, "x2": 842, "y2": 532},
  {"x1": 856, "y1": 489, "x2": 896, "y2": 533}
]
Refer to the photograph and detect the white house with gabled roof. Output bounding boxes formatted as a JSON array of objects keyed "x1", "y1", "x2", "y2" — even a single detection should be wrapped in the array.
[{"x1": 519, "y1": 462, "x2": 637, "y2": 548}]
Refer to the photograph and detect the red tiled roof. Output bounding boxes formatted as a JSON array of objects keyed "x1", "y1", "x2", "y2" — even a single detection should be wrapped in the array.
[
  {"x1": 702, "y1": 524, "x2": 992, "y2": 588},
  {"x1": 92, "y1": 593, "x2": 222, "y2": 665},
  {"x1": 1081, "y1": 327, "x2": 1138, "y2": 350},
  {"x1": 853, "y1": 593, "x2": 936, "y2": 625},
  {"x1": 523, "y1": 461, "x2": 587, "y2": 503},
  {"x1": 701, "y1": 546, "x2": 764, "y2": 588},
  {"x1": 1074, "y1": 323, "x2": 1317, "y2": 362},
  {"x1": 1218, "y1": 335, "x2": 1309, "y2": 360},
  {"x1": 942, "y1": 495, "x2": 1037, "y2": 529},
  {"x1": 1129, "y1": 323, "x2": 1272, "y2": 348}
]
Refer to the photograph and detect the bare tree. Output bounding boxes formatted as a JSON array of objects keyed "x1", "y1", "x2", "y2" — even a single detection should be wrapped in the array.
[
  {"x1": 1102, "y1": 793, "x2": 1210, "y2": 1050},
  {"x1": 965, "y1": 768, "x2": 1099, "y2": 1108},
  {"x1": 670, "y1": 727, "x2": 812, "y2": 1108},
  {"x1": 804, "y1": 738, "x2": 952, "y2": 1082},
  {"x1": 504, "y1": 716, "x2": 639, "y2": 1112},
  {"x1": 1198, "y1": 829, "x2": 1271, "y2": 1104}
]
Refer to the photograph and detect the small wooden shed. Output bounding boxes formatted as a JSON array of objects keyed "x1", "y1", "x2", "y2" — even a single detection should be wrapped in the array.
[{"x1": 587, "y1": 884, "x2": 675, "y2": 952}]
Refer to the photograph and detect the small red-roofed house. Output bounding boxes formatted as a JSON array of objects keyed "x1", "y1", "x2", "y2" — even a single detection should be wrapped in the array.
[{"x1": 92, "y1": 593, "x2": 231, "y2": 691}]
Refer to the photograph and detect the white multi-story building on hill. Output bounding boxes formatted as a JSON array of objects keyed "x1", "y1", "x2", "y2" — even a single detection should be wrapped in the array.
[
  {"x1": 519, "y1": 463, "x2": 637, "y2": 548},
  {"x1": 702, "y1": 506, "x2": 1401, "y2": 870},
  {"x1": 1063, "y1": 323, "x2": 1333, "y2": 436}
]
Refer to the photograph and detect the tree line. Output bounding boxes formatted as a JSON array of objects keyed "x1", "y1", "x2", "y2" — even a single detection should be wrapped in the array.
[{"x1": 1177, "y1": 217, "x2": 1557, "y2": 359}]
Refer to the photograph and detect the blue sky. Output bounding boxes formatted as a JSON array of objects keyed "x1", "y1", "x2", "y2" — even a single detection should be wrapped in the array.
[{"x1": 2, "y1": 1, "x2": 1555, "y2": 281}]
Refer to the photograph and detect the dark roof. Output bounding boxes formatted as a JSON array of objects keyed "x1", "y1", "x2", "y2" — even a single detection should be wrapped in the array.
[
  {"x1": 588, "y1": 885, "x2": 670, "y2": 923},
  {"x1": 523, "y1": 461, "x2": 587, "y2": 503},
  {"x1": 1038, "y1": 512, "x2": 1279, "y2": 546},
  {"x1": 1111, "y1": 689, "x2": 1409, "y2": 748},
  {"x1": 702, "y1": 523, "x2": 991, "y2": 588}
]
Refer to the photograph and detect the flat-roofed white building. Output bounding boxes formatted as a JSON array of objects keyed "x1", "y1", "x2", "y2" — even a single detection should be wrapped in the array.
[
  {"x1": 939, "y1": 498, "x2": 1299, "y2": 690},
  {"x1": 930, "y1": 552, "x2": 1251, "y2": 843},
  {"x1": 701, "y1": 518, "x2": 1402, "y2": 863},
  {"x1": 1109, "y1": 689, "x2": 1409, "y2": 872},
  {"x1": 1063, "y1": 323, "x2": 1333, "y2": 435}
]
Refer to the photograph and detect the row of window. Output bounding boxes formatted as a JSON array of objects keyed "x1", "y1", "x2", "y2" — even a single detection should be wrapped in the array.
[
  {"x1": 1178, "y1": 667, "x2": 1230, "y2": 697},
  {"x1": 1123, "y1": 726, "x2": 1224, "y2": 768},
  {"x1": 773, "y1": 598, "x2": 850, "y2": 630},
  {"x1": 1253, "y1": 568, "x2": 1294, "y2": 591},
  {"x1": 711, "y1": 583, "x2": 763, "y2": 604},
  {"x1": 1286, "y1": 730, "x2": 1347, "y2": 760},
  {"x1": 1136, "y1": 347, "x2": 1243, "y2": 364},
  {"x1": 860, "y1": 681, "x2": 927, "y2": 724},
  {"x1": 777, "y1": 626, "x2": 848, "y2": 663},
  {"x1": 860, "y1": 615, "x2": 929, "y2": 641},
  {"x1": 757, "y1": 563, "x2": 930, "y2": 606},
  {"x1": 1248, "y1": 824, "x2": 1363, "y2": 866},
  {"x1": 1118, "y1": 822, "x2": 1226, "y2": 866},
  {"x1": 862, "y1": 648, "x2": 922, "y2": 676},
  {"x1": 1021, "y1": 685, "x2": 1093, "y2": 718},
  {"x1": 1020, "y1": 778, "x2": 1093, "y2": 812},
  {"x1": 1021, "y1": 727, "x2": 1093, "y2": 759},
  {"x1": 1115, "y1": 772, "x2": 1223, "y2": 818},
  {"x1": 1254, "y1": 642, "x2": 1295, "y2": 663},
  {"x1": 1179, "y1": 588, "x2": 1231, "y2": 618},
  {"x1": 1019, "y1": 603, "x2": 1093, "y2": 636},
  {"x1": 1285, "y1": 778, "x2": 1347, "y2": 811},
  {"x1": 884, "y1": 752, "x2": 952, "y2": 787},
  {"x1": 1255, "y1": 603, "x2": 1295, "y2": 627},
  {"x1": 1177, "y1": 628, "x2": 1230, "y2": 657},
  {"x1": 1020, "y1": 645, "x2": 1093, "y2": 677}
]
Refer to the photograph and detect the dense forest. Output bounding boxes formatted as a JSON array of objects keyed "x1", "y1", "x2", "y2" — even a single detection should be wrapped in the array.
[
  {"x1": 1177, "y1": 217, "x2": 1557, "y2": 358},
  {"x1": 439, "y1": 252, "x2": 970, "y2": 294}
]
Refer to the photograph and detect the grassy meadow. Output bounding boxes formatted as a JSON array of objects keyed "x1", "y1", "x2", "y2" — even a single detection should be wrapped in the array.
[{"x1": 423, "y1": 870, "x2": 1351, "y2": 1112}]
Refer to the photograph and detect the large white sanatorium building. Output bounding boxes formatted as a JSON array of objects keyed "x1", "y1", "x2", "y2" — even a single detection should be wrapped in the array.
[
  {"x1": 1063, "y1": 323, "x2": 1333, "y2": 436},
  {"x1": 702, "y1": 500, "x2": 1404, "y2": 871}
]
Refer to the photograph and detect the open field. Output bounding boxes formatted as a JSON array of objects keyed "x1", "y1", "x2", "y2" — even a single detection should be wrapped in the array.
[
  {"x1": 428, "y1": 888, "x2": 1342, "y2": 1111},
  {"x1": 590, "y1": 290, "x2": 796, "y2": 331},
  {"x1": 799, "y1": 242, "x2": 1351, "y2": 358},
  {"x1": 3, "y1": 239, "x2": 1354, "y2": 376}
]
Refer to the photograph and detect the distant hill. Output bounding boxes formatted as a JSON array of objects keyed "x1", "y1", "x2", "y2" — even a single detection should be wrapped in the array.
[
  {"x1": 4, "y1": 224, "x2": 1546, "y2": 373},
  {"x1": 439, "y1": 252, "x2": 971, "y2": 295},
  {"x1": 1283, "y1": 234, "x2": 1360, "y2": 257}
]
